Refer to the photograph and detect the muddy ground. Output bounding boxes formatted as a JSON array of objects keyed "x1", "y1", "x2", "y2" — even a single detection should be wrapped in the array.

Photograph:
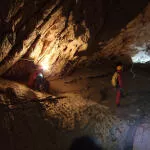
[{"x1": 0, "y1": 63, "x2": 150, "y2": 150}]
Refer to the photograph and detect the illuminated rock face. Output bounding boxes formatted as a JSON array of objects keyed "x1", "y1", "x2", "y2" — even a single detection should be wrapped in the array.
[
  {"x1": 0, "y1": 0, "x2": 149, "y2": 79},
  {"x1": 95, "y1": 3, "x2": 150, "y2": 64}
]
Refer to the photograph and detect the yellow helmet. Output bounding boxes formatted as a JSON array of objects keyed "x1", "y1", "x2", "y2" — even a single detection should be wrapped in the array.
[{"x1": 116, "y1": 65, "x2": 122, "y2": 71}]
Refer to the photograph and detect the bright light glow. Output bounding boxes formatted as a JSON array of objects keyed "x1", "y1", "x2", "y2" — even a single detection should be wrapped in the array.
[
  {"x1": 39, "y1": 55, "x2": 51, "y2": 71},
  {"x1": 41, "y1": 63, "x2": 49, "y2": 71},
  {"x1": 132, "y1": 51, "x2": 150, "y2": 63}
]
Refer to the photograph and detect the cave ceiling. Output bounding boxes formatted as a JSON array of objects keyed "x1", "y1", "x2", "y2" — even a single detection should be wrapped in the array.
[{"x1": 0, "y1": 0, "x2": 149, "y2": 79}]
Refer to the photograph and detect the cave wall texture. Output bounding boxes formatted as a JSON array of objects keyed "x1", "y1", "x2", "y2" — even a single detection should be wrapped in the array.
[{"x1": 0, "y1": 0, "x2": 149, "y2": 79}]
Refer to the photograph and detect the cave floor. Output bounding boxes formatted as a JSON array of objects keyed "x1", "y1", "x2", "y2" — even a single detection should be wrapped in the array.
[
  {"x1": 0, "y1": 64, "x2": 150, "y2": 150},
  {"x1": 49, "y1": 63, "x2": 150, "y2": 150}
]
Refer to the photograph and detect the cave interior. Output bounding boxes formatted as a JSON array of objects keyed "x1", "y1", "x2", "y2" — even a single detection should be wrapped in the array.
[{"x1": 0, "y1": 0, "x2": 150, "y2": 150}]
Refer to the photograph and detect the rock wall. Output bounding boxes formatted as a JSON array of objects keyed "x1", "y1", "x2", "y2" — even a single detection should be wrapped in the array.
[
  {"x1": 93, "y1": 2, "x2": 150, "y2": 64},
  {"x1": 0, "y1": 0, "x2": 149, "y2": 79}
]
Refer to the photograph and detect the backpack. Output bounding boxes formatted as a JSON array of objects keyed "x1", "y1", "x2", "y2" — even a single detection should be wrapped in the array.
[{"x1": 111, "y1": 72, "x2": 118, "y2": 87}]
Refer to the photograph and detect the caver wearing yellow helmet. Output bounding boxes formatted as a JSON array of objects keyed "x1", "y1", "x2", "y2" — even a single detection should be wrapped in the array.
[
  {"x1": 116, "y1": 65, "x2": 122, "y2": 71},
  {"x1": 116, "y1": 63, "x2": 123, "y2": 107},
  {"x1": 111, "y1": 63, "x2": 124, "y2": 107}
]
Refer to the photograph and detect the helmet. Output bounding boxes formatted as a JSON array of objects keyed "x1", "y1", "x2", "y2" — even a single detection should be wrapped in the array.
[
  {"x1": 116, "y1": 65, "x2": 122, "y2": 71},
  {"x1": 37, "y1": 73, "x2": 44, "y2": 78}
]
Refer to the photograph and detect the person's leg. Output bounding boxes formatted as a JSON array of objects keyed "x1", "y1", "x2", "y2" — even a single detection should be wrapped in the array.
[{"x1": 116, "y1": 88, "x2": 121, "y2": 106}]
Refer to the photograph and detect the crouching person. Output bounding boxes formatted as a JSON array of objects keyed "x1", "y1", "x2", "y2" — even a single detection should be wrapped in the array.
[{"x1": 28, "y1": 66, "x2": 49, "y2": 93}]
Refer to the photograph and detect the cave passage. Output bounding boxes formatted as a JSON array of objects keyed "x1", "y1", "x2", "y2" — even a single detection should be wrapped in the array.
[
  {"x1": 1, "y1": 62, "x2": 150, "y2": 150},
  {"x1": 1, "y1": 0, "x2": 150, "y2": 150}
]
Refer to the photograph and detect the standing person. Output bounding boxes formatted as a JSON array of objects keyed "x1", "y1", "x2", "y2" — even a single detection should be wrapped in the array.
[
  {"x1": 111, "y1": 63, "x2": 123, "y2": 107},
  {"x1": 115, "y1": 64, "x2": 123, "y2": 107}
]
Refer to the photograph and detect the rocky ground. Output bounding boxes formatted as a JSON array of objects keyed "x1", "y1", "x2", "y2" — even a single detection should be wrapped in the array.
[
  {"x1": 49, "y1": 62, "x2": 150, "y2": 150},
  {"x1": 0, "y1": 63, "x2": 150, "y2": 150}
]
